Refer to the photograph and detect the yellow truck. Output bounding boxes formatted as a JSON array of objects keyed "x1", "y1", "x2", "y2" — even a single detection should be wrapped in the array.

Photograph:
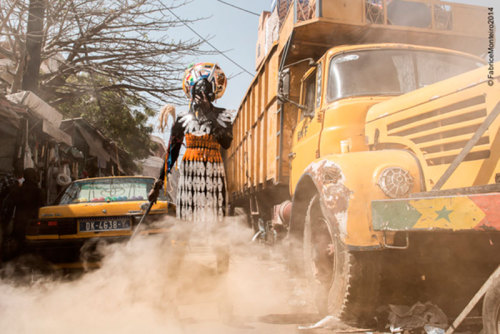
[{"x1": 225, "y1": 0, "x2": 499, "y2": 326}]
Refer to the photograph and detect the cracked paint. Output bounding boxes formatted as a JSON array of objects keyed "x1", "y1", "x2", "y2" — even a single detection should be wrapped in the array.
[{"x1": 305, "y1": 160, "x2": 353, "y2": 238}]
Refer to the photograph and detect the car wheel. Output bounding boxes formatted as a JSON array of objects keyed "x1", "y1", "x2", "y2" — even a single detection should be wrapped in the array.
[{"x1": 304, "y1": 194, "x2": 380, "y2": 325}]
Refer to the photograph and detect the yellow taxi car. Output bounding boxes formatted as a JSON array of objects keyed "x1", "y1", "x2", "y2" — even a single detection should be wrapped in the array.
[{"x1": 25, "y1": 176, "x2": 175, "y2": 265}]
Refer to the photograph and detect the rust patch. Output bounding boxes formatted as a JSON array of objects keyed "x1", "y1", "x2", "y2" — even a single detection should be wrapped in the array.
[
  {"x1": 305, "y1": 160, "x2": 352, "y2": 238},
  {"x1": 322, "y1": 183, "x2": 351, "y2": 213}
]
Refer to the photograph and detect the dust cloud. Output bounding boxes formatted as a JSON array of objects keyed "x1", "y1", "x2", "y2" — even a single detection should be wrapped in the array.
[{"x1": 0, "y1": 216, "x2": 312, "y2": 333}]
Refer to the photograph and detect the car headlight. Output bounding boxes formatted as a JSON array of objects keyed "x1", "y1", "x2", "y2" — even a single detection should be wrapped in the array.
[{"x1": 377, "y1": 167, "x2": 413, "y2": 198}]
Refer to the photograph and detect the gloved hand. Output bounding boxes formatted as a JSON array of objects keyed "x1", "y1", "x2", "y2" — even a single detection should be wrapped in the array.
[
  {"x1": 148, "y1": 179, "x2": 164, "y2": 204},
  {"x1": 193, "y1": 91, "x2": 213, "y2": 115}
]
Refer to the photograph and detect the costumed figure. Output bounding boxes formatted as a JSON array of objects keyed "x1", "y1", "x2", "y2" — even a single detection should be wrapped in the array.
[
  {"x1": 149, "y1": 64, "x2": 234, "y2": 319},
  {"x1": 149, "y1": 63, "x2": 233, "y2": 225}
]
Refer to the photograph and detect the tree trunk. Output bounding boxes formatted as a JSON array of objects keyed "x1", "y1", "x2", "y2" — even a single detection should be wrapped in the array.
[{"x1": 21, "y1": 0, "x2": 46, "y2": 93}]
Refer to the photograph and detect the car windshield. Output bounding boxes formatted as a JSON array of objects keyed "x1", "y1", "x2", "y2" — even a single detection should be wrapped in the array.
[
  {"x1": 326, "y1": 49, "x2": 484, "y2": 101},
  {"x1": 58, "y1": 178, "x2": 157, "y2": 204}
]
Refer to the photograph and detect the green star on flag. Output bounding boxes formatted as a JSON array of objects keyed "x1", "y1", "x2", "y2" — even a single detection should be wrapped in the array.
[{"x1": 435, "y1": 206, "x2": 453, "y2": 222}]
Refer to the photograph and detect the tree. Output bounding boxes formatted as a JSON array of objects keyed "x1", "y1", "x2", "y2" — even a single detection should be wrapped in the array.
[
  {"x1": 0, "y1": 0, "x2": 206, "y2": 160},
  {"x1": 21, "y1": 0, "x2": 45, "y2": 93},
  {"x1": 1, "y1": 0, "x2": 204, "y2": 105},
  {"x1": 58, "y1": 74, "x2": 156, "y2": 160}
]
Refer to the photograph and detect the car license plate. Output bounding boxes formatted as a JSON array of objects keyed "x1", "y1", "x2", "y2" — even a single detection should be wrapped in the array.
[{"x1": 78, "y1": 217, "x2": 131, "y2": 232}]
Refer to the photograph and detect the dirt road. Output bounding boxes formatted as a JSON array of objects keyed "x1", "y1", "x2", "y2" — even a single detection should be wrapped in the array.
[
  {"x1": 0, "y1": 227, "x2": 347, "y2": 334},
  {"x1": 172, "y1": 247, "x2": 324, "y2": 333}
]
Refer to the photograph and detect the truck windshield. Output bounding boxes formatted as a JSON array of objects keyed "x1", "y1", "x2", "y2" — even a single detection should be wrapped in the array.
[{"x1": 326, "y1": 49, "x2": 483, "y2": 101}]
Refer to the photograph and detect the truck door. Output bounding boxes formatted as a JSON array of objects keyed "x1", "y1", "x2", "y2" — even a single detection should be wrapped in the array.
[{"x1": 290, "y1": 64, "x2": 323, "y2": 193}]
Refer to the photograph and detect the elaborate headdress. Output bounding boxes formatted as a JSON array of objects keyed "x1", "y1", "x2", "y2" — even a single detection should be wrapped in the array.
[{"x1": 182, "y1": 62, "x2": 227, "y2": 101}]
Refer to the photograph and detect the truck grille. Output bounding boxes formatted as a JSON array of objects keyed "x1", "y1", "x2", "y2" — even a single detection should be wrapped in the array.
[{"x1": 386, "y1": 95, "x2": 490, "y2": 166}]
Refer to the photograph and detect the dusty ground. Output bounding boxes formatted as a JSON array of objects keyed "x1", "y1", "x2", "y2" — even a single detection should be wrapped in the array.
[
  {"x1": 0, "y1": 217, "x2": 482, "y2": 333},
  {"x1": 0, "y1": 218, "x2": 346, "y2": 334}
]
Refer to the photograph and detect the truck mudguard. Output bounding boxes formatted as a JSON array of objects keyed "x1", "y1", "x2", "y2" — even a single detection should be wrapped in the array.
[{"x1": 290, "y1": 149, "x2": 422, "y2": 249}]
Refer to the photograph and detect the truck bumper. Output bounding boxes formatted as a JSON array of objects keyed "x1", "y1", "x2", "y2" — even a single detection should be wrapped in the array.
[{"x1": 372, "y1": 192, "x2": 500, "y2": 232}]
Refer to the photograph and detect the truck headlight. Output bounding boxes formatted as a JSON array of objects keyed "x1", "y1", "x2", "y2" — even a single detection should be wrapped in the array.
[{"x1": 377, "y1": 167, "x2": 413, "y2": 198}]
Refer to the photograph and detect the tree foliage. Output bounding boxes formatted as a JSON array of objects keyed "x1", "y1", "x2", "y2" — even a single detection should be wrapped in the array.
[
  {"x1": 0, "y1": 0, "x2": 205, "y2": 159},
  {"x1": 58, "y1": 74, "x2": 156, "y2": 160}
]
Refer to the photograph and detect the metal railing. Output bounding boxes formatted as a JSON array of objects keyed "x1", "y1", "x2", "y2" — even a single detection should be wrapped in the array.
[
  {"x1": 296, "y1": 0, "x2": 317, "y2": 22},
  {"x1": 275, "y1": 0, "x2": 457, "y2": 30},
  {"x1": 365, "y1": 0, "x2": 453, "y2": 30}
]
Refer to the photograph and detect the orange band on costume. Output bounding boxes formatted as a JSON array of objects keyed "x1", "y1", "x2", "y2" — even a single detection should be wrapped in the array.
[{"x1": 183, "y1": 134, "x2": 222, "y2": 163}]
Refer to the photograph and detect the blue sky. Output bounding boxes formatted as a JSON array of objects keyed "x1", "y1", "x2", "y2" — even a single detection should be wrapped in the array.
[
  {"x1": 153, "y1": 0, "x2": 498, "y2": 138},
  {"x1": 166, "y1": 0, "x2": 271, "y2": 111}
]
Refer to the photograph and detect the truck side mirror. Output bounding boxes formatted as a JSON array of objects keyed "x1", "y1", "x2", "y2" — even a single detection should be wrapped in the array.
[
  {"x1": 279, "y1": 68, "x2": 290, "y2": 99},
  {"x1": 303, "y1": 107, "x2": 315, "y2": 119},
  {"x1": 277, "y1": 67, "x2": 308, "y2": 111}
]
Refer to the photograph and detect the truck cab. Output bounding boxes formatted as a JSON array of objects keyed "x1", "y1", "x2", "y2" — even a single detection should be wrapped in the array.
[{"x1": 290, "y1": 44, "x2": 485, "y2": 192}]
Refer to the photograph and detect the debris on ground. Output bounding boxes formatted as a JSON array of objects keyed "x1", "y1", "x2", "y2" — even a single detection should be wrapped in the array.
[
  {"x1": 423, "y1": 325, "x2": 445, "y2": 334},
  {"x1": 380, "y1": 301, "x2": 448, "y2": 333},
  {"x1": 298, "y1": 315, "x2": 356, "y2": 331}
]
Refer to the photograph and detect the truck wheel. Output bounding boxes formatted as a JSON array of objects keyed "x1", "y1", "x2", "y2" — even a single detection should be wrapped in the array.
[
  {"x1": 303, "y1": 195, "x2": 331, "y2": 314},
  {"x1": 304, "y1": 195, "x2": 380, "y2": 325},
  {"x1": 482, "y1": 274, "x2": 500, "y2": 333}
]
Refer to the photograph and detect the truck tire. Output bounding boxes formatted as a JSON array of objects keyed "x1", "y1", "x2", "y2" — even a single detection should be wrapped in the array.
[
  {"x1": 303, "y1": 195, "x2": 332, "y2": 314},
  {"x1": 482, "y1": 274, "x2": 500, "y2": 334},
  {"x1": 304, "y1": 195, "x2": 380, "y2": 325}
]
